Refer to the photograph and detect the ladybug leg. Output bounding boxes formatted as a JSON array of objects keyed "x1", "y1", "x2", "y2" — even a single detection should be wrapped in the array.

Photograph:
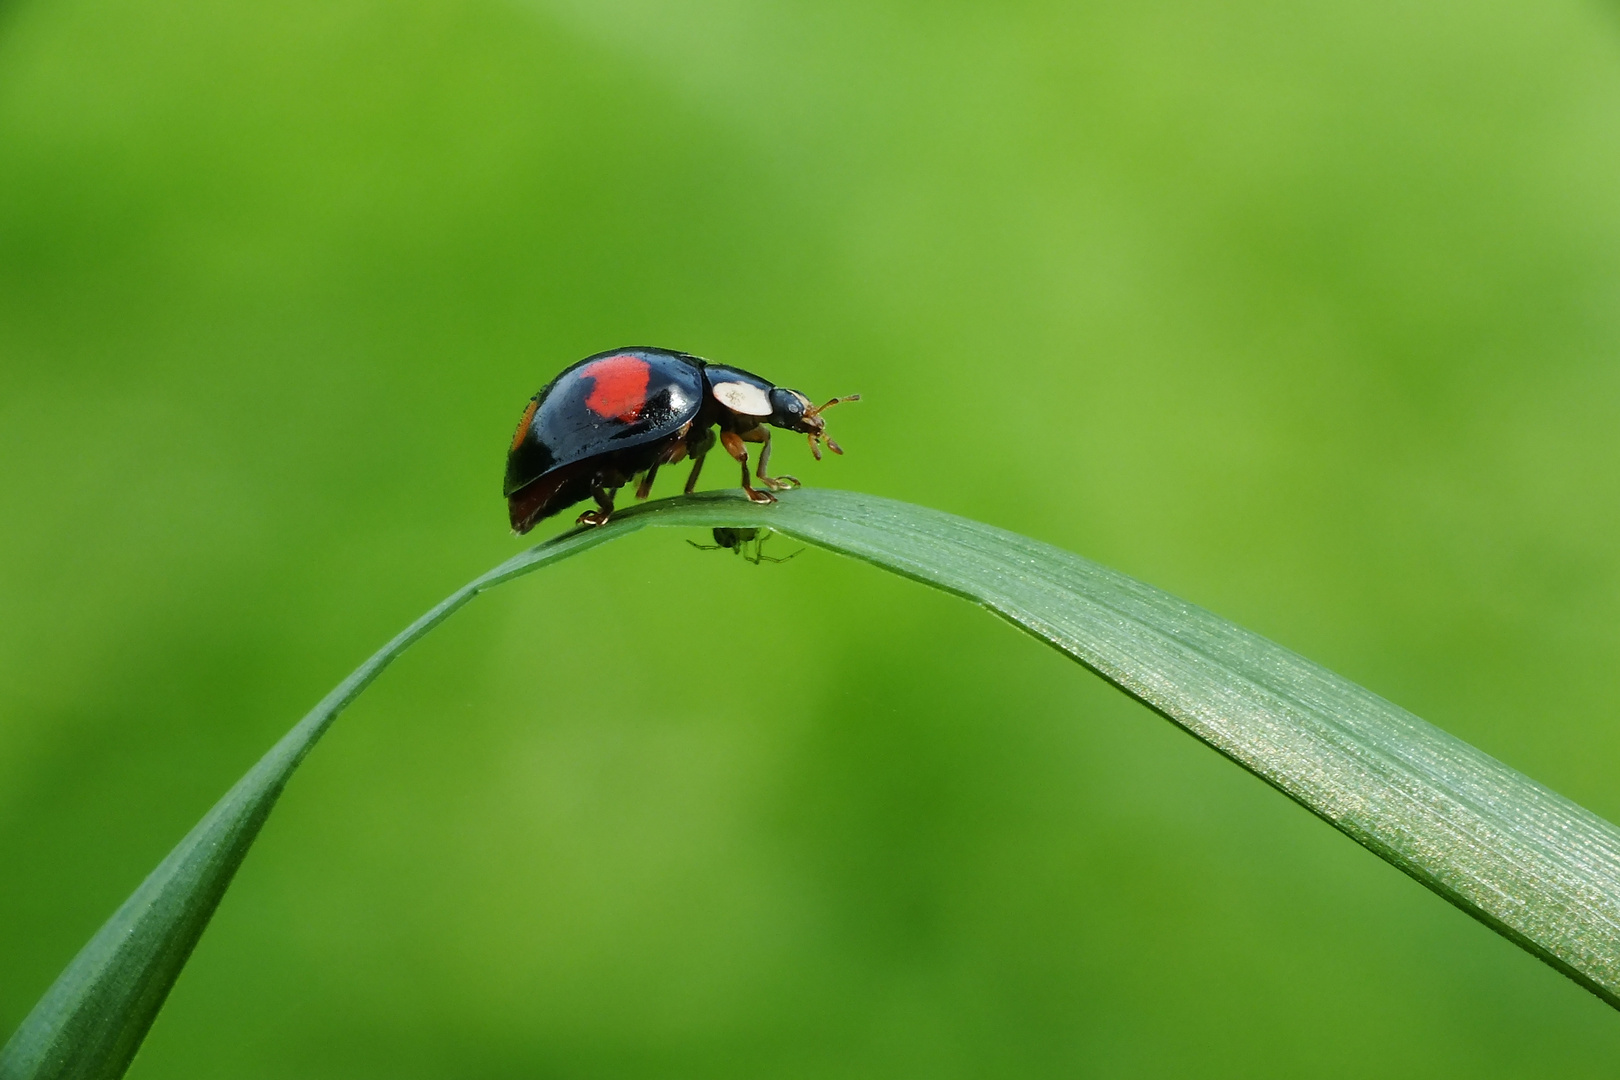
[
  {"x1": 638, "y1": 436, "x2": 690, "y2": 500},
  {"x1": 683, "y1": 427, "x2": 715, "y2": 495},
  {"x1": 743, "y1": 428, "x2": 800, "y2": 491},
  {"x1": 720, "y1": 430, "x2": 776, "y2": 504},
  {"x1": 635, "y1": 462, "x2": 660, "y2": 500},
  {"x1": 576, "y1": 483, "x2": 616, "y2": 528}
]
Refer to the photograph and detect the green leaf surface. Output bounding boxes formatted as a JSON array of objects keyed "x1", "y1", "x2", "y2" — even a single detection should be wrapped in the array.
[{"x1": 6, "y1": 487, "x2": 1620, "y2": 1079}]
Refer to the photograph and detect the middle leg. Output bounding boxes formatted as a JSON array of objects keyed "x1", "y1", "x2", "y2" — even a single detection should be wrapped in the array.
[
  {"x1": 635, "y1": 462, "x2": 660, "y2": 500},
  {"x1": 639, "y1": 437, "x2": 696, "y2": 500},
  {"x1": 683, "y1": 426, "x2": 716, "y2": 495}
]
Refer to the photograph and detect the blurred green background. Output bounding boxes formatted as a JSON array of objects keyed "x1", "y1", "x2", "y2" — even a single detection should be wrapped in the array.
[{"x1": 4, "y1": 0, "x2": 1620, "y2": 1074}]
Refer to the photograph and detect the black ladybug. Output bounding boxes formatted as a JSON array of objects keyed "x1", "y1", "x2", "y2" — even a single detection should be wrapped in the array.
[{"x1": 505, "y1": 347, "x2": 858, "y2": 533}]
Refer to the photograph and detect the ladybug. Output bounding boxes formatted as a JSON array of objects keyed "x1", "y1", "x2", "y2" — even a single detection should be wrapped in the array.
[{"x1": 505, "y1": 347, "x2": 858, "y2": 533}]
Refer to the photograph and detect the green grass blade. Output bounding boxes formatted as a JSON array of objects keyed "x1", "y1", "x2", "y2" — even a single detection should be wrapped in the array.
[
  {"x1": 0, "y1": 526, "x2": 620, "y2": 1080},
  {"x1": 741, "y1": 490, "x2": 1620, "y2": 1006},
  {"x1": 7, "y1": 487, "x2": 1620, "y2": 1080}
]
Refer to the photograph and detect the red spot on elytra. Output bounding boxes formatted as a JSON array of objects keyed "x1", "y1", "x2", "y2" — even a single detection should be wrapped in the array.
[
  {"x1": 582, "y1": 355, "x2": 651, "y2": 422},
  {"x1": 509, "y1": 398, "x2": 539, "y2": 452}
]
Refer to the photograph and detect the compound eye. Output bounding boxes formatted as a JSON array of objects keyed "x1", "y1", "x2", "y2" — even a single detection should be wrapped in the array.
[{"x1": 769, "y1": 387, "x2": 804, "y2": 419}]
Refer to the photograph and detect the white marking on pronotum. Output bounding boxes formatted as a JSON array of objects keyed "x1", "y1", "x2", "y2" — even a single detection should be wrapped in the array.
[{"x1": 711, "y1": 380, "x2": 773, "y2": 416}]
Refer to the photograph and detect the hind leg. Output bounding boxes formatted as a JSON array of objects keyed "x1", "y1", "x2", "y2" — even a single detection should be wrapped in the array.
[{"x1": 576, "y1": 483, "x2": 616, "y2": 527}]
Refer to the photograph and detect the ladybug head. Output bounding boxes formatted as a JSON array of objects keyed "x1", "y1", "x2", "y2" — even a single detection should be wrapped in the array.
[{"x1": 768, "y1": 388, "x2": 861, "y2": 461}]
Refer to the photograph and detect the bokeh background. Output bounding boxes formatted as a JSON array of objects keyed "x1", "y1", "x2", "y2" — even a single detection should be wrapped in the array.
[{"x1": 4, "y1": 0, "x2": 1620, "y2": 1075}]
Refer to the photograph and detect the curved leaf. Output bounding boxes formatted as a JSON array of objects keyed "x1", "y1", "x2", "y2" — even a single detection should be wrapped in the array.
[{"x1": 6, "y1": 487, "x2": 1620, "y2": 1080}]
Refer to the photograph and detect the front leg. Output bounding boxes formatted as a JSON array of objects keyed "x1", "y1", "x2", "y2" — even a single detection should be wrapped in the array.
[
  {"x1": 719, "y1": 430, "x2": 776, "y2": 504},
  {"x1": 742, "y1": 427, "x2": 800, "y2": 491}
]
